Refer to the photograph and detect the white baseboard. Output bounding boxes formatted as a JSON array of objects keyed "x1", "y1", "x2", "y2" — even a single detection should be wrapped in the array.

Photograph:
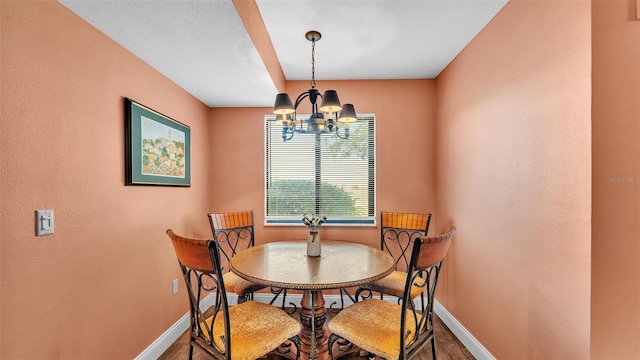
[
  {"x1": 136, "y1": 293, "x2": 493, "y2": 360},
  {"x1": 434, "y1": 299, "x2": 495, "y2": 360},
  {"x1": 134, "y1": 294, "x2": 223, "y2": 360},
  {"x1": 135, "y1": 311, "x2": 190, "y2": 360}
]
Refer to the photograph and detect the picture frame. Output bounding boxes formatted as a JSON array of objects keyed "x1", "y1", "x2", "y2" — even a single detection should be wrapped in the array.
[{"x1": 125, "y1": 98, "x2": 191, "y2": 186}]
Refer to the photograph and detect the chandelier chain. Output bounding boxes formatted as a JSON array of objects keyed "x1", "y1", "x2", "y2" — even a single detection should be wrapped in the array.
[{"x1": 310, "y1": 39, "x2": 316, "y2": 89}]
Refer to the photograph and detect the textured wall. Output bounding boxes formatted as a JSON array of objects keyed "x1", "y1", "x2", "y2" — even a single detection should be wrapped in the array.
[
  {"x1": 1, "y1": 2, "x2": 211, "y2": 358},
  {"x1": 210, "y1": 79, "x2": 437, "y2": 248},
  {"x1": 591, "y1": 0, "x2": 640, "y2": 357},
  {"x1": 435, "y1": 0, "x2": 592, "y2": 358}
]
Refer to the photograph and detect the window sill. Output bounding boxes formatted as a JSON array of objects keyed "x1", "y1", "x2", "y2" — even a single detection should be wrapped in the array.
[{"x1": 264, "y1": 217, "x2": 376, "y2": 227}]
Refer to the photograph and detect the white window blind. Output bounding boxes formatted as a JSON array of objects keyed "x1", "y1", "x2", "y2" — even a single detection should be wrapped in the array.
[{"x1": 265, "y1": 114, "x2": 376, "y2": 225}]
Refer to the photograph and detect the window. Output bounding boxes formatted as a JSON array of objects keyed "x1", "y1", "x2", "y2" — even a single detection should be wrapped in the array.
[{"x1": 265, "y1": 114, "x2": 376, "y2": 226}]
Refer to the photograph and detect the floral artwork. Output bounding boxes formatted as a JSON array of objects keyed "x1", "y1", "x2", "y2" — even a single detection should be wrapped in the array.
[{"x1": 125, "y1": 98, "x2": 190, "y2": 186}]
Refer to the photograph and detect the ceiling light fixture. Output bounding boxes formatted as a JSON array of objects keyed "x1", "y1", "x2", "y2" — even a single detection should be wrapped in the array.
[{"x1": 272, "y1": 30, "x2": 357, "y2": 142}]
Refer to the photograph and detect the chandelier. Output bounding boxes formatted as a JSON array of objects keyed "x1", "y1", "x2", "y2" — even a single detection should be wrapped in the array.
[{"x1": 272, "y1": 31, "x2": 357, "y2": 142}]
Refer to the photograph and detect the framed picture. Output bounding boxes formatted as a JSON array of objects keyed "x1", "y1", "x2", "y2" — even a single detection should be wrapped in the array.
[{"x1": 125, "y1": 98, "x2": 191, "y2": 186}]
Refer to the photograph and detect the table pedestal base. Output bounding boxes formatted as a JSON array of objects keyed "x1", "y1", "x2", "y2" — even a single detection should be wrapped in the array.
[{"x1": 298, "y1": 290, "x2": 330, "y2": 360}]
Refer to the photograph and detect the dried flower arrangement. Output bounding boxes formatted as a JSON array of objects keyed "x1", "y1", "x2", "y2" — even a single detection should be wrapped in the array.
[{"x1": 302, "y1": 214, "x2": 327, "y2": 232}]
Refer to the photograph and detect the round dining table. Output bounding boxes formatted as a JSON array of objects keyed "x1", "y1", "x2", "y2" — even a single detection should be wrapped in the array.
[{"x1": 230, "y1": 240, "x2": 394, "y2": 360}]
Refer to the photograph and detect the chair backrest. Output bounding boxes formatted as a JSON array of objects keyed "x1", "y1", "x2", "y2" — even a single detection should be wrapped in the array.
[
  {"x1": 166, "y1": 229, "x2": 232, "y2": 359},
  {"x1": 400, "y1": 226, "x2": 456, "y2": 359},
  {"x1": 208, "y1": 211, "x2": 255, "y2": 270},
  {"x1": 380, "y1": 211, "x2": 432, "y2": 272}
]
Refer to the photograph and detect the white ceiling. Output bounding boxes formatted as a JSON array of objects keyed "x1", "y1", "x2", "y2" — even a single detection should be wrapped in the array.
[{"x1": 60, "y1": 0, "x2": 508, "y2": 108}]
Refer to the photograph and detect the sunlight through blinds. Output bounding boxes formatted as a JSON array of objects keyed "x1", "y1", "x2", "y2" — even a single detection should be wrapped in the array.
[{"x1": 265, "y1": 115, "x2": 376, "y2": 225}]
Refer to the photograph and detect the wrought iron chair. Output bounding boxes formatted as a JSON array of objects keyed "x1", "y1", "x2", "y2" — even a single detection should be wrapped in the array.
[
  {"x1": 354, "y1": 211, "x2": 432, "y2": 312},
  {"x1": 328, "y1": 227, "x2": 456, "y2": 360},
  {"x1": 208, "y1": 210, "x2": 287, "y2": 306},
  {"x1": 166, "y1": 229, "x2": 301, "y2": 360}
]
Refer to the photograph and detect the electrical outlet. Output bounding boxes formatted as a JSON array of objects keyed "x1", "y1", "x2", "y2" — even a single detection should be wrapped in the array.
[{"x1": 172, "y1": 279, "x2": 179, "y2": 295}]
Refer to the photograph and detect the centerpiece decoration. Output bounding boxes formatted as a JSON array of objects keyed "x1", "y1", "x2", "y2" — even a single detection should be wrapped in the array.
[{"x1": 303, "y1": 214, "x2": 326, "y2": 256}]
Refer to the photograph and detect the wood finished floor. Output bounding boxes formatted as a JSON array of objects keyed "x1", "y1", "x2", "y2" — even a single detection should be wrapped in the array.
[{"x1": 158, "y1": 308, "x2": 474, "y2": 360}]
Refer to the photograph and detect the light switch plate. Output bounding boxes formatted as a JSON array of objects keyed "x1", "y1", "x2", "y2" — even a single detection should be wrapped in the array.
[{"x1": 35, "y1": 210, "x2": 54, "y2": 236}]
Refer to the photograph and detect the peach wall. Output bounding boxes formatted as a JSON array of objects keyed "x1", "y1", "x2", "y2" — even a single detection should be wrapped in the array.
[
  {"x1": 435, "y1": 0, "x2": 592, "y2": 358},
  {"x1": 1, "y1": 2, "x2": 211, "y2": 359},
  {"x1": 9, "y1": 1, "x2": 634, "y2": 359},
  {"x1": 232, "y1": 0, "x2": 285, "y2": 93},
  {"x1": 210, "y1": 79, "x2": 437, "y2": 247},
  {"x1": 591, "y1": 0, "x2": 640, "y2": 357}
]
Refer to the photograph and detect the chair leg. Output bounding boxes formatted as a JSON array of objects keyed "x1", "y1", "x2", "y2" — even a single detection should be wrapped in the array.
[
  {"x1": 354, "y1": 287, "x2": 373, "y2": 302},
  {"x1": 267, "y1": 288, "x2": 289, "y2": 309},
  {"x1": 431, "y1": 336, "x2": 437, "y2": 360},
  {"x1": 280, "y1": 288, "x2": 289, "y2": 309},
  {"x1": 188, "y1": 343, "x2": 194, "y2": 360},
  {"x1": 328, "y1": 333, "x2": 338, "y2": 359},
  {"x1": 330, "y1": 288, "x2": 358, "y2": 311},
  {"x1": 291, "y1": 335, "x2": 301, "y2": 359},
  {"x1": 237, "y1": 293, "x2": 251, "y2": 304}
]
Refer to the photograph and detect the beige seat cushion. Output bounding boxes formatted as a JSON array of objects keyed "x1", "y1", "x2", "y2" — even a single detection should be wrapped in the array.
[
  {"x1": 328, "y1": 299, "x2": 421, "y2": 360},
  {"x1": 223, "y1": 271, "x2": 265, "y2": 296},
  {"x1": 359, "y1": 270, "x2": 424, "y2": 300},
  {"x1": 201, "y1": 300, "x2": 301, "y2": 360}
]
